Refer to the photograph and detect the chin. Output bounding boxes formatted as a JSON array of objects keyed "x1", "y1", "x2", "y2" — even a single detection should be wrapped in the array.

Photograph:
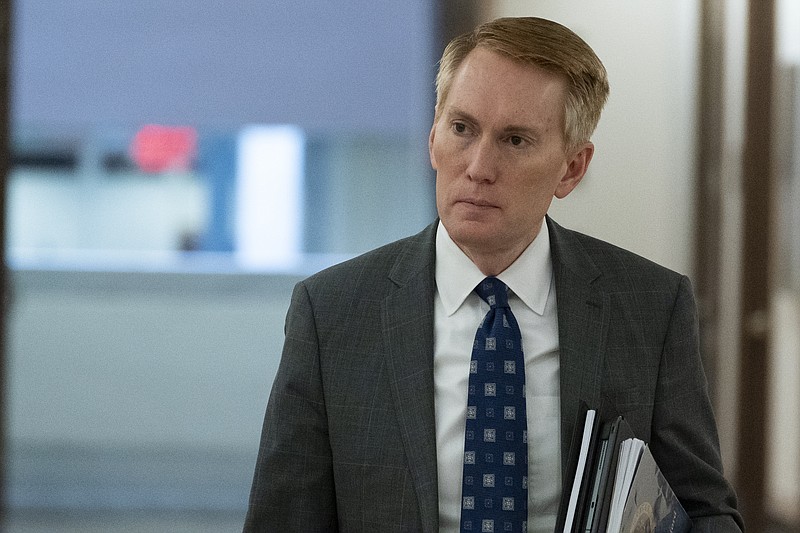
[{"x1": 445, "y1": 221, "x2": 498, "y2": 248}]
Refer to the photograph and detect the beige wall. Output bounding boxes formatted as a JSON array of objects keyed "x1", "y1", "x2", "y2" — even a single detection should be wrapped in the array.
[
  {"x1": 485, "y1": 0, "x2": 739, "y2": 459},
  {"x1": 485, "y1": 1, "x2": 699, "y2": 277}
]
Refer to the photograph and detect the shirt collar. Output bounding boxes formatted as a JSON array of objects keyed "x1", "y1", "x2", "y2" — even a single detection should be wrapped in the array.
[{"x1": 435, "y1": 220, "x2": 554, "y2": 317}]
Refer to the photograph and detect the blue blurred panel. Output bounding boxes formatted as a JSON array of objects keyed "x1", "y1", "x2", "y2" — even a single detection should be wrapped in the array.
[
  {"x1": 12, "y1": 0, "x2": 435, "y2": 134},
  {"x1": 197, "y1": 134, "x2": 236, "y2": 253}
]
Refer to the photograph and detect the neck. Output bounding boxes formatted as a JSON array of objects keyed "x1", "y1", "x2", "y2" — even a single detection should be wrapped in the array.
[
  {"x1": 465, "y1": 250, "x2": 522, "y2": 277},
  {"x1": 461, "y1": 219, "x2": 544, "y2": 277}
]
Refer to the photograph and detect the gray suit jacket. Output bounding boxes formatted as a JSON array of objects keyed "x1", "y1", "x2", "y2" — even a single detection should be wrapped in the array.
[{"x1": 244, "y1": 218, "x2": 743, "y2": 532}]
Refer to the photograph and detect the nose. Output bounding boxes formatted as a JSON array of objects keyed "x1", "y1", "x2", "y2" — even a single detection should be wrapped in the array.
[{"x1": 466, "y1": 137, "x2": 499, "y2": 183}]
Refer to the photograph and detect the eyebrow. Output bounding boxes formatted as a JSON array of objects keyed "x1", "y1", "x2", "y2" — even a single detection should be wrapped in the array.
[{"x1": 446, "y1": 106, "x2": 543, "y2": 137}]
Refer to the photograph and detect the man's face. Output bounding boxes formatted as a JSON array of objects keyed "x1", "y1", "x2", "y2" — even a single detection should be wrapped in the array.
[{"x1": 430, "y1": 47, "x2": 592, "y2": 271}]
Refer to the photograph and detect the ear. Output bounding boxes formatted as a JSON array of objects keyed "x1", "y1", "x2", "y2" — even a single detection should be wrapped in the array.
[
  {"x1": 428, "y1": 123, "x2": 439, "y2": 170},
  {"x1": 555, "y1": 142, "x2": 594, "y2": 199}
]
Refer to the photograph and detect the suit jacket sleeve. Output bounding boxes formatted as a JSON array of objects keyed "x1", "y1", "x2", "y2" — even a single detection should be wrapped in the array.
[
  {"x1": 243, "y1": 281, "x2": 338, "y2": 532},
  {"x1": 649, "y1": 276, "x2": 743, "y2": 532}
]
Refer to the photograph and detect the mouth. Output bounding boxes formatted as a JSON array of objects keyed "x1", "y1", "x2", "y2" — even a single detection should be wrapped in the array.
[{"x1": 457, "y1": 197, "x2": 498, "y2": 209}]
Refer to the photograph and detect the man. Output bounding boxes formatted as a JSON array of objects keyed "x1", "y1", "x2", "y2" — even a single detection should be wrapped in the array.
[{"x1": 244, "y1": 17, "x2": 743, "y2": 532}]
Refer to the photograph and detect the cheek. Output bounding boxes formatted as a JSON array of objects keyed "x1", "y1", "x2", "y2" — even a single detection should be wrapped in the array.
[
  {"x1": 434, "y1": 175, "x2": 451, "y2": 217},
  {"x1": 431, "y1": 129, "x2": 470, "y2": 168},
  {"x1": 510, "y1": 165, "x2": 564, "y2": 209},
  {"x1": 432, "y1": 144, "x2": 462, "y2": 185},
  {"x1": 523, "y1": 158, "x2": 568, "y2": 192},
  {"x1": 432, "y1": 139, "x2": 453, "y2": 166},
  {"x1": 435, "y1": 168, "x2": 456, "y2": 206}
]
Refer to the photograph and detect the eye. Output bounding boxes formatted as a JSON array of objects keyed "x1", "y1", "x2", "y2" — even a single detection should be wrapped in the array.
[
  {"x1": 452, "y1": 121, "x2": 468, "y2": 134},
  {"x1": 509, "y1": 135, "x2": 524, "y2": 146}
]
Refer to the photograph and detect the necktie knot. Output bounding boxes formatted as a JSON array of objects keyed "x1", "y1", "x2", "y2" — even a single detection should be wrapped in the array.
[{"x1": 475, "y1": 277, "x2": 510, "y2": 309}]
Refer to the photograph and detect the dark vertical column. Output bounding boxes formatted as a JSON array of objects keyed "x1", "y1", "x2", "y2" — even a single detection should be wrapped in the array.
[
  {"x1": 737, "y1": 0, "x2": 775, "y2": 531},
  {"x1": 693, "y1": 0, "x2": 726, "y2": 401},
  {"x1": 0, "y1": 0, "x2": 11, "y2": 524},
  {"x1": 435, "y1": 1, "x2": 484, "y2": 63}
]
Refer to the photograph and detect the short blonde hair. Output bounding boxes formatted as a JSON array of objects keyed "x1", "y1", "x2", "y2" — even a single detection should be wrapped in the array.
[{"x1": 435, "y1": 17, "x2": 609, "y2": 152}]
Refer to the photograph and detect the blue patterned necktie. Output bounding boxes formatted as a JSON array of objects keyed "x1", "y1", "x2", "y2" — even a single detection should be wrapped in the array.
[{"x1": 460, "y1": 277, "x2": 527, "y2": 533}]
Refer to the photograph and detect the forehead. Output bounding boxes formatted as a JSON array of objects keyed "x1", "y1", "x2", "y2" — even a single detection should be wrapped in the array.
[{"x1": 444, "y1": 47, "x2": 567, "y2": 130}]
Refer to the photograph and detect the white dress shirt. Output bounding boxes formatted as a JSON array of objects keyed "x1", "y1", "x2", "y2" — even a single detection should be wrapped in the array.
[{"x1": 434, "y1": 221, "x2": 561, "y2": 533}]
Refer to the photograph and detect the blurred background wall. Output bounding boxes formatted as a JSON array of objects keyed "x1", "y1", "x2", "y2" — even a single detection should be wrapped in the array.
[
  {"x1": 5, "y1": 2, "x2": 437, "y2": 531},
  {"x1": 3, "y1": 0, "x2": 799, "y2": 531}
]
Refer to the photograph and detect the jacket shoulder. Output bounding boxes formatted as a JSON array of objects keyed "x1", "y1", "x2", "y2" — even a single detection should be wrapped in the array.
[{"x1": 548, "y1": 218, "x2": 687, "y2": 290}]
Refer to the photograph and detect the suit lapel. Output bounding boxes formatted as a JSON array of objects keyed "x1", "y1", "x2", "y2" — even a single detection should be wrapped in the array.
[
  {"x1": 547, "y1": 217, "x2": 610, "y2": 474},
  {"x1": 381, "y1": 223, "x2": 440, "y2": 532}
]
